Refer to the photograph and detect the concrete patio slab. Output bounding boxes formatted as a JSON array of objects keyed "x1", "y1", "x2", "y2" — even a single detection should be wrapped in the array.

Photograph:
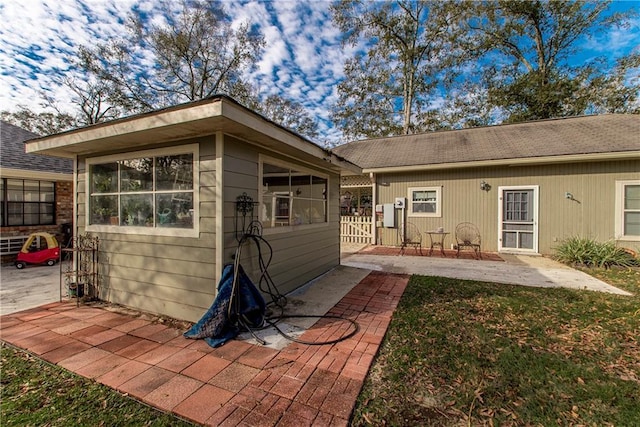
[
  {"x1": 0, "y1": 261, "x2": 68, "y2": 315},
  {"x1": 342, "y1": 248, "x2": 631, "y2": 295}
]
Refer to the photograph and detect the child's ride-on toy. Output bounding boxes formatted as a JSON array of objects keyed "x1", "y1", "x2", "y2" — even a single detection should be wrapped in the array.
[{"x1": 15, "y1": 232, "x2": 60, "y2": 269}]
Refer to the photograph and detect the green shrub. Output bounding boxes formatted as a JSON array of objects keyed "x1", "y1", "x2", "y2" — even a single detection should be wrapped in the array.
[{"x1": 553, "y1": 237, "x2": 638, "y2": 268}]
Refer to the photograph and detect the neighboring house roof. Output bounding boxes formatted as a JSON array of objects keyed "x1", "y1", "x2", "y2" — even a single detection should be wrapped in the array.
[
  {"x1": 1, "y1": 120, "x2": 73, "y2": 175},
  {"x1": 24, "y1": 95, "x2": 360, "y2": 175},
  {"x1": 332, "y1": 114, "x2": 640, "y2": 172}
]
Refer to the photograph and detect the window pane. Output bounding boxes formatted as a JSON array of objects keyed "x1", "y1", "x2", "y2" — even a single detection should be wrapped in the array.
[
  {"x1": 413, "y1": 202, "x2": 435, "y2": 213},
  {"x1": 625, "y1": 185, "x2": 640, "y2": 210},
  {"x1": 261, "y1": 197, "x2": 274, "y2": 227},
  {"x1": 7, "y1": 179, "x2": 23, "y2": 201},
  {"x1": 121, "y1": 194, "x2": 153, "y2": 226},
  {"x1": 519, "y1": 232, "x2": 534, "y2": 249},
  {"x1": 502, "y1": 231, "x2": 517, "y2": 248},
  {"x1": 40, "y1": 203, "x2": 54, "y2": 224},
  {"x1": 262, "y1": 161, "x2": 328, "y2": 228},
  {"x1": 504, "y1": 190, "x2": 532, "y2": 222},
  {"x1": 263, "y1": 163, "x2": 290, "y2": 193},
  {"x1": 262, "y1": 192, "x2": 292, "y2": 227},
  {"x1": 625, "y1": 212, "x2": 640, "y2": 236},
  {"x1": 310, "y1": 200, "x2": 326, "y2": 223},
  {"x1": 120, "y1": 158, "x2": 153, "y2": 192},
  {"x1": 503, "y1": 223, "x2": 534, "y2": 231},
  {"x1": 156, "y1": 154, "x2": 193, "y2": 191},
  {"x1": 91, "y1": 163, "x2": 118, "y2": 193},
  {"x1": 292, "y1": 198, "x2": 309, "y2": 225},
  {"x1": 90, "y1": 195, "x2": 118, "y2": 225},
  {"x1": 24, "y1": 203, "x2": 39, "y2": 225},
  {"x1": 292, "y1": 174, "x2": 311, "y2": 198},
  {"x1": 0, "y1": 179, "x2": 4, "y2": 201},
  {"x1": 7, "y1": 202, "x2": 23, "y2": 225},
  {"x1": 413, "y1": 190, "x2": 436, "y2": 202},
  {"x1": 312, "y1": 176, "x2": 327, "y2": 199},
  {"x1": 88, "y1": 151, "x2": 195, "y2": 230},
  {"x1": 156, "y1": 193, "x2": 194, "y2": 228},
  {"x1": 40, "y1": 182, "x2": 55, "y2": 202},
  {"x1": 274, "y1": 195, "x2": 291, "y2": 226},
  {"x1": 23, "y1": 181, "x2": 39, "y2": 202}
]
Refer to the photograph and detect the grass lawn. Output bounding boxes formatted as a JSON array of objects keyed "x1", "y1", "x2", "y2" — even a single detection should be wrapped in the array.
[
  {"x1": 351, "y1": 267, "x2": 640, "y2": 426},
  {"x1": 0, "y1": 343, "x2": 194, "y2": 426}
]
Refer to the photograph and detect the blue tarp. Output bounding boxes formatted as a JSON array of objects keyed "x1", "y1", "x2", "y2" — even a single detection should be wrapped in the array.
[{"x1": 184, "y1": 263, "x2": 266, "y2": 348}]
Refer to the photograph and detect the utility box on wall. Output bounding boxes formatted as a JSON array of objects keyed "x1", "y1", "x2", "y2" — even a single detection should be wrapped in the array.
[{"x1": 383, "y1": 203, "x2": 395, "y2": 227}]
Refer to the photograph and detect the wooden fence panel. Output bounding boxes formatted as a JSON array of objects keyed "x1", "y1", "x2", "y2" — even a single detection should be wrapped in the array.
[{"x1": 340, "y1": 216, "x2": 372, "y2": 244}]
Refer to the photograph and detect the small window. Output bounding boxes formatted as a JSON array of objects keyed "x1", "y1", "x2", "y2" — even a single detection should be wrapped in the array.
[
  {"x1": 408, "y1": 187, "x2": 441, "y2": 217},
  {"x1": 87, "y1": 145, "x2": 197, "y2": 236},
  {"x1": 1, "y1": 179, "x2": 56, "y2": 226},
  {"x1": 260, "y1": 157, "x2": 327, "y2": 229},
  {"x1": 616, "y1": 180, "x2": 640, "y2": 240}
]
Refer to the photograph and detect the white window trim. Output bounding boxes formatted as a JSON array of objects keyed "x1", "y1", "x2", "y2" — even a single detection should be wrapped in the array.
[
  {"x1": 259, "y1": 154, "x2": 330, "y2": 235},
  {"x1": 615, "y1": 180, "x2": 640, "y2": 242},
  {"x1": 407, "y1": 186, "x2": 442, "y2": 218},
  {"x1": 85, "y1": 144, "x2": 199, "y2": 238}
]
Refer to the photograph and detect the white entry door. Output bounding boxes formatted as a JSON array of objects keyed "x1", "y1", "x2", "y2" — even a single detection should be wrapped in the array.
[{"x1": 498, "y1": 186, "x2": 539, "y2": 253}]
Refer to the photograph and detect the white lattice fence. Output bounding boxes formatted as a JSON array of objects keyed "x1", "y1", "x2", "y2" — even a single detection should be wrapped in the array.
[{"x1": 340, "y1": 216, "x2": 372, "y2": 244}]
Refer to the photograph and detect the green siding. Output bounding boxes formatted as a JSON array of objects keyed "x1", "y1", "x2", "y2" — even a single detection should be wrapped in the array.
[
  {"x1": 72, "y1": 133, "x2": 343, "y2": 322},
  {"x1": 374, "y1": 159, "x2": 639, "y2": 255},
  {"x1": 77, "y1": 137, "x2": 217, "y2": 322},
  {"x1": 223, "y1": 136, "x2": 340, "y2": 297}
]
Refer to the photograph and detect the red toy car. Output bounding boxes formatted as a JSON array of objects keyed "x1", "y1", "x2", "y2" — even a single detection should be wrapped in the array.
[{"x1": 15, "y1": 232, "x2": 60, "y2": 269}]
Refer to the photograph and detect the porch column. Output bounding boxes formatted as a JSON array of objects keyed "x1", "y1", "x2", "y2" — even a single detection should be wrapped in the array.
[{"x1": 370, "y1": 172, "x2": 377, "y2": 245}]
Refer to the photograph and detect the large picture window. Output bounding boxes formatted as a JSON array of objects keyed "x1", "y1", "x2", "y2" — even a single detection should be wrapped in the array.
[
  {"x1": 260, "y1": 158, "x2": 327, "y2": 228},
  {"x1": 616, "y1": 180, "x2": 640, "y2": 241},
  {"x1": 1, "y1": 179, "x2": 55, "y2": 226},
  {"x1": 408, "y1": 186, "x2": 441, "y2": 217},
  {"x1": 88, "y1": 146, "x2": 197, "y2": 233}
]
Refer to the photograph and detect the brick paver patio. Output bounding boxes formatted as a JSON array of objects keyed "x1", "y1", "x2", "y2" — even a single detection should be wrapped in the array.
[{"x1": 1, "y1": 271, "x2": 408, "y2": 426}]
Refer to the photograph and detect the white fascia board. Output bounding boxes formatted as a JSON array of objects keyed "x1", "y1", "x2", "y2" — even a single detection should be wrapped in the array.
[
  {"x1": 0, "y1": 167, "x2": 73, "y2": 181},
  {"x1": 25, "y1": 101, "x2": 223, "y2": 154}
]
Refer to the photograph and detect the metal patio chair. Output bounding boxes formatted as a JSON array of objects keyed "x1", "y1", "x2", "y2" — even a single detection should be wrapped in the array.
[
  {"x1": 400, "y1": 222, "x2": 423, "y2": 255},
  {"x1": 455, "y1": 222, "x2": 482, "y2": 259}
]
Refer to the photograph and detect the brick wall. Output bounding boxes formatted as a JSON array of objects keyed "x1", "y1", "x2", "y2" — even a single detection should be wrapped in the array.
[{"x1": 55, "y1": 181, "x2": 73, "y2": 225}]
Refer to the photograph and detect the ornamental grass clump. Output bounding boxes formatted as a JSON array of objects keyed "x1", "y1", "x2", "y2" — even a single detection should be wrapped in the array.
[{"x1": 553, "y1": 237, "x2": 638, "y2": 268}]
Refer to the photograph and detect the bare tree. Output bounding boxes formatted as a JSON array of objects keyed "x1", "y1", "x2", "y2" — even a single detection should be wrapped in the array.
[
  {"x1": 331, "y1": 0, "x2": 465, "y2": 140},
  {"x1": 76, "y1": 0, "x2": 265, "y2": 112}
]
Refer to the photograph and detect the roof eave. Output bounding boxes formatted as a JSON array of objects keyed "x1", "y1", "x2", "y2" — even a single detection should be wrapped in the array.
[
  {"x1": 25, "y1": 99, "x2": 224, "y2": 158},
  {"x1": 362, "y1": 151, "x2": 640, "y2": 174},
  {"x1": 24, "y1": 96, "x2": 361, "y2": 175},
  {"x1": 0, "y1": 167, "x2": 73, "y2": 181}
]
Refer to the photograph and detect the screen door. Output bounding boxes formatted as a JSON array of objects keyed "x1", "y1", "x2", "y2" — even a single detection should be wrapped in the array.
[{"x1": 499, "y1": 187, "x2": 538, "y2": 252}]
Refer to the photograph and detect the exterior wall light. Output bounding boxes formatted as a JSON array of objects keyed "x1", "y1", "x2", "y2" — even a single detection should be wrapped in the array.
[
  {"x1": 480, "y1": 180, "x2": 491, "y2": 191},
  {"x1": 565, "y1": 192, "x2": 574, "y2": 200}
]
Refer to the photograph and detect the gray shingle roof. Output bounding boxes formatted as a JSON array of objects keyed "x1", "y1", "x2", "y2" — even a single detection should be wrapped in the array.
[
  {"x1": 1, "y1": 120, "x2": 73, "y2": 174},
  {"x1": 332, "y1": 114, "x2": 640, "y2": 170}
]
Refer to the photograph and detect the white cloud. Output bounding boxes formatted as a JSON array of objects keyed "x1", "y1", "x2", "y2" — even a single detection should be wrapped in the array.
[
  {"x1": 0, "y1": 0, "x2": 350, "y2": 141},
  {"x1": 2, "y1": 0, "x2": 634, "y2": 145}
]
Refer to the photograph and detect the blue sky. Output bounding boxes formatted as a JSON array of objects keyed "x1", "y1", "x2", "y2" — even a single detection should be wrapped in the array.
[{"x1": 0, "y1": 0, "x2": 638, "y2": 143}]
